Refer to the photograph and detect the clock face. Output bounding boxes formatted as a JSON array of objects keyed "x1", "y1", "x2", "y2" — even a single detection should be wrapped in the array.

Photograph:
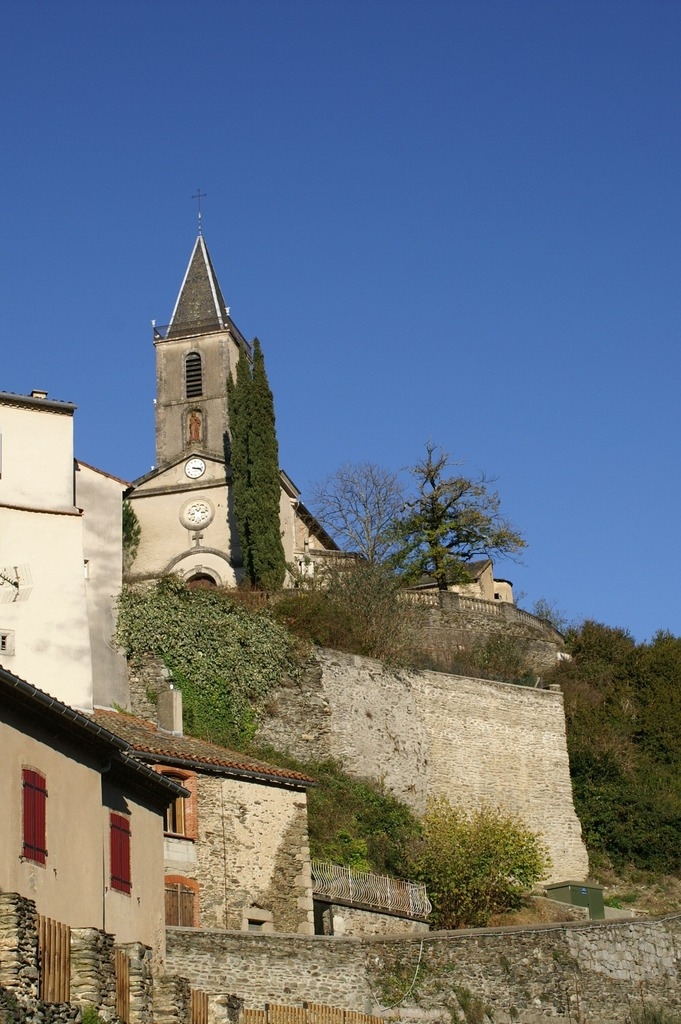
[
  {"x1": 181, "y1": 499, "x2": 214, "y2": 530},
  {"x1": 185, "y1": 457, "x2": 206, "y2": 479}
]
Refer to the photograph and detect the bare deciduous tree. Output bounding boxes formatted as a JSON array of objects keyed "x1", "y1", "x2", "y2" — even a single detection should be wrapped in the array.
[{"x1": 310, "y1": 462, "x2": 406, "y2": 564}]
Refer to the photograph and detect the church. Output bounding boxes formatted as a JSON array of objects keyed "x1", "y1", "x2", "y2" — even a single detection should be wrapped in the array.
[{"x1": 125, "y1": 233, "x2": 337, "y2": 587}]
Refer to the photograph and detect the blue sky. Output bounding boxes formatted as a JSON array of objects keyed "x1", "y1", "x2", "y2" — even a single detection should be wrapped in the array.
[{"x1": 2, "y1": 1, "x2": 680, "y2": 641}]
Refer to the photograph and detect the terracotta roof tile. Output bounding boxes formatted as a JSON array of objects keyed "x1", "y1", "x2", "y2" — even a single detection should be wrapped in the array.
[{"x1": 92, "y1": 708, "x2": 314, "y2": 786}]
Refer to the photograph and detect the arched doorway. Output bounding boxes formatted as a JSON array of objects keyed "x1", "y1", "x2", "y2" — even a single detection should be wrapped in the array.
[{"x1": 186, "y1": 573, "x2": 217, "y2": 589}]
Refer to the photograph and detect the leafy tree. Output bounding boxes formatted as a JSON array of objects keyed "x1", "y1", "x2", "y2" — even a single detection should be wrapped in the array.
[
  {"x1": 310, "y1": 462, "x2": 406, "y2": 564},
  {"x1": 531, "y1": 597, "x2": 571, "y2": 634},
  {"x1": 391, "y1": 442, "x2": 526, "y2": 590},
  {"x1": 227, "y1": 339, "x2": 286, "y2": 590},
  {"x1": 409, "y1": 796, "x2": 551, "y2": 928}
]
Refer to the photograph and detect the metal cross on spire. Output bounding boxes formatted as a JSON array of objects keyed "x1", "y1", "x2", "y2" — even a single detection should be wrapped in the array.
[{"x1": 191, "y1": 189, "x2": 207, "y2": 235}]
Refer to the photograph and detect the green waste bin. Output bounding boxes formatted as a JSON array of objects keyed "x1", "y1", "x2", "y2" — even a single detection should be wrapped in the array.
[{"x1": 545, "y1": 880, "x2": 605, "y2": 920}]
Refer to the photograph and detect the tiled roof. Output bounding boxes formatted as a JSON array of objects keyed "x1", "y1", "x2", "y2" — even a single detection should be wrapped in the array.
[
  {"x1": 0, "y1": 668, "x2": 187, "y2": 800},
  {"x1": 92, "y1": 708, "x2": 314, "y2": 787}
]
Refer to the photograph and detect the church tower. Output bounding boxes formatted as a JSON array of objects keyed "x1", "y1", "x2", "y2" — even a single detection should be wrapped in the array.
[
  {"x1": 125, "y1": 233, "x2": 338, "y2": 589},
  {"x1": 153, "y1": 235, "x2": 250, "y2": 468}
]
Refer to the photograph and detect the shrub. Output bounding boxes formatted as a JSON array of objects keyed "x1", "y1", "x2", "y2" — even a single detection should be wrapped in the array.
[
  {"x1": 409, "y1": 796, "x2": 551, "y2": 928},
  {"x1": 273, "y1": 562, "x2": 425, "y2": 666},
  {"x1": 550, "y1": 620, "x2": 681, "y2": 873}
]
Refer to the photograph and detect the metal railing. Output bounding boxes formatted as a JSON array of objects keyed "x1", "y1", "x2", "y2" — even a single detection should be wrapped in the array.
[{"x1": 311, "y1": 861, "x2": 431, "y2": 919}]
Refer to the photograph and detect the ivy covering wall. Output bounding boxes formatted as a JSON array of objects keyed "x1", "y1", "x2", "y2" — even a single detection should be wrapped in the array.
[{"x1": 115, "y1": 577, "x2": 301, "y2": 745}]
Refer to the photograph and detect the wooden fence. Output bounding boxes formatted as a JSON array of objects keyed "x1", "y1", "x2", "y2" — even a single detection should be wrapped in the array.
[
  {"x1": 243, "y1": 1003, "x2": 384, "y2": 1024},
  {"x1": 38, "y1": 915, "x2": 70, "y2": 1003},
  {"x1": 191, "y1": 988, "x2": 209, "y2": 1024},
  {"x1": 115, "y1": 948, "x2": 130, "y2": 1023}
]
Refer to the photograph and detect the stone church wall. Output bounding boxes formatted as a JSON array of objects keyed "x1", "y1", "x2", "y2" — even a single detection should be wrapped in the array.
[{"x1": 256, "y1": 650, "x2": 588, "y2": 882}]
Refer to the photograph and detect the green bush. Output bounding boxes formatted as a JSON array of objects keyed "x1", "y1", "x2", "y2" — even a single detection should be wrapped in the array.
[
  {"x1": 122, "y1": 500, "x2": 141, "y2": 572},
  {"x1": 408, "y1": 796, "x2": 551, "y2": 928},
  {"x1": 81, "y1": 1007, "x2": 107, "y2": 1024}
]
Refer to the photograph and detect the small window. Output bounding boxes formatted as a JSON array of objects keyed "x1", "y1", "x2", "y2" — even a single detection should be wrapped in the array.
[
  {"x1": 1, "y1": 630, "x2": 15, "y2": 655},
  {"x1": 22, "y1": 769, "x2": 47, "y2": 864},
  {"x1": 110, "y1": 813, "x2": 131, "y2": 894},
  {"x1": 162, "y1": 771, "x2": 189, "y2": 836},
  {"x1": 164, "y1": 792, "x2": 186, "y2": 836},
  {"x1": 185, "y1": 352, "x2": 203, "y2": 398}
]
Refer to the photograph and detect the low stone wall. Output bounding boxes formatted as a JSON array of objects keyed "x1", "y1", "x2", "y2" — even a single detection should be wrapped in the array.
[
  {"x1": 0, "y1": 893, "x2": 192, "y2": 1024},
  {"x1": 166, "y1": 916, "x2": 681, "y2": 1024},
  {"x1": 70, "y1": 928, "x2": 116, "y2": 1017},
  {"x1": 0, "y1": 894, "x2": 42, "y2": 1019},
  {"x1": 417, "y1": 594, "x2": 565, "y2": 674},
  {"x1": 257, "y1": 650, "x2": 589, "y2": 882}
]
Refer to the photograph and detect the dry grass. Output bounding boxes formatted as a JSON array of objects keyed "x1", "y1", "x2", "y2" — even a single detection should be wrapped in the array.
[{"x1": 487, "y1": 896, "x2": 587, "y2": 927}]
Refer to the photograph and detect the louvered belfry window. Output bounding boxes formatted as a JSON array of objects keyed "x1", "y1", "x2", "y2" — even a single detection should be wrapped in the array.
[
  {"x1": 110, "y1": 813, "x2": 132, "y2": 894},
  {"x1": 22, "y1": 768, "x2": 47, "y2": 864},
  {"x1": 185, "y1": 352, "x2": 203, "y2": 398}
]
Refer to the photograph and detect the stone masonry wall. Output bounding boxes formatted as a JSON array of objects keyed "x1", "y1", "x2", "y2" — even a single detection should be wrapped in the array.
[
  {"x1": 70, "y1": 928, "x2": 116, "y2": 1017},
  {"x1": 316, "y1": 903, "x2": 430, "y2": 938},
  {"x1": 0, "y1": 893, "x2": 40, "y2": 1017},
  {"x1": 127, "y1": 656, "x2": 173, "y2": 718},
  {"x1": 197, "y1": 776, "x2": 314, "y2": 934},
  {"x1": 256, "y1": 650, "x2": 588, "y2": 882},
  {"x1": 165, "y1": 916, "x2": 681, "y2": 1024},
  {"x1": 0, "y1": 893, "x2": 194, "y2": 1024},
  {"x1": 417, "y1": 594, "x2": 565, "y2": 673}
]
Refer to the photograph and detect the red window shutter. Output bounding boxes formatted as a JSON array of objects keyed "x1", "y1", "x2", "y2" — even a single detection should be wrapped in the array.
[
  {"x1": 110, "y1": 813, "x2": 131, "y2": 894},
  {"x1": 22, "y1": 769, "x2": 47, "y2": 864}
]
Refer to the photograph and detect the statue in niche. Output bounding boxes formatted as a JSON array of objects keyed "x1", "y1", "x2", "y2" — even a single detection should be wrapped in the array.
[{"x1": 188, "y1": 410, "x2": 203, "y2": 444}]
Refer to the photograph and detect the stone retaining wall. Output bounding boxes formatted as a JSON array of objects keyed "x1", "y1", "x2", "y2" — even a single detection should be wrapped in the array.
[
  {"x1": 411, "y1": 594, "x2": 565, "y2": 673},
  {"x1": 70, "y1": 928, "x2": 116, "y2": 1017},
  {"x1": 257, "y1": 650, "x2": 588, "y2": 882},
  {"x1": 165, "y1": 915, "x2": 681, "y2": 1024}
]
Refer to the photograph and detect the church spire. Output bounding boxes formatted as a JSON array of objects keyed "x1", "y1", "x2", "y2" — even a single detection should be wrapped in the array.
[{"x1": 166, "y1": 235, "x2": 230, "y2": 339}]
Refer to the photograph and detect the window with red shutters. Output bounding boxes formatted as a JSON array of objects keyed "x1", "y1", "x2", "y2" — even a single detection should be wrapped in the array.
[
  {"x1": 22, "y1": 769, "x2": 47, "y2": 864},
  {"x1": 110, "y1": 813, "x2": 131, "y2": 894}
]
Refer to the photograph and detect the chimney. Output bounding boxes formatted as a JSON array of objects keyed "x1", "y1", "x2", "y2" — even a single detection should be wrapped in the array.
[
  {"x1": 157, "y1": 684, "x2": 183, "y2": 736},
  {"x1": 31, "y1": 390, "x2": 48, "y2": 400}
]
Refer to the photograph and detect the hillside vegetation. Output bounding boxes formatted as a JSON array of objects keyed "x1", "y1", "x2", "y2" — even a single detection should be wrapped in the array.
[
  {"x1": 547, "y1": 621, "x2": 681, "y2": 877},
  {"x1": 117, "y1": 579, "x2": 681, "y2": 915}
]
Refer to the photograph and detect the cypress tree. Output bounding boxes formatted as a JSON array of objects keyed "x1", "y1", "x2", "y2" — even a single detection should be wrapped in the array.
[
  {"x1": 227, "y1": 339, "x2": 286, "y2": 590},
  {"x1": 227, "y1": 351, "x2": 254, "y2": 582},
  {"x1": 248, "y1": 339, "x2": 286, "y2": 590}
]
